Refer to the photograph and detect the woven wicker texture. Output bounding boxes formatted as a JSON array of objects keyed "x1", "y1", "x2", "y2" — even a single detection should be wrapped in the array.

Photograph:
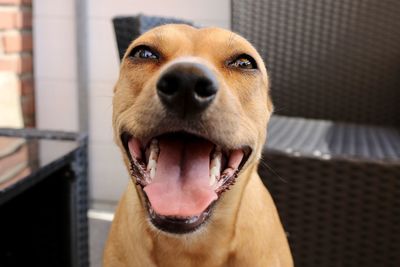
[
  {"x1": 266, "y1": 115, "x2": 400, "y2": 161},
  {"x1": 261, "y1": 115, "x2": 400, "y2": 267},
  {"x1": 113, "y1": 15, "x2": 192, "y2": 61},
  {"x1": 0, "y1": 129, "x2": 89, "y2": 267},
  {"x1": 232, "y1": 0, "x2": 400, "y2": 125}
]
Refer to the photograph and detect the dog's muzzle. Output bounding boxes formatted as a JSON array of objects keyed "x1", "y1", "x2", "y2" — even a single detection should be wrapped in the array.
[
  {"x1": 156, "y1": 61, "x2": 218, "y2": 117},
  {"x1": 121, "y1": 59, "x2": 252, "y2": 234}
]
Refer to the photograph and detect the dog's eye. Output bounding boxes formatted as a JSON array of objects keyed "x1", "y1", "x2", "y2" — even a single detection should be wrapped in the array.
[
  {"x1": 229, "y1": 54, "x2": 257, "y2": 70},
  {"x1": 129, "y1": 46, "x2": 159, "y2": 60},
  {"x1": 135, "y1": 49, "x2": 157, "y2": 59}
]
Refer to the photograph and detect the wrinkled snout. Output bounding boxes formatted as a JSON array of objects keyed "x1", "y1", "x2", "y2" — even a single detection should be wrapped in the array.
[{"x1": 156, "y1": 61, "x2": 218, "y2": 117}]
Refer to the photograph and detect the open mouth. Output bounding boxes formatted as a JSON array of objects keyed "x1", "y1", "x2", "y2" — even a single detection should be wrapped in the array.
[{"x1": 121, "y1": 131, "x2": 251, "y2": 234}]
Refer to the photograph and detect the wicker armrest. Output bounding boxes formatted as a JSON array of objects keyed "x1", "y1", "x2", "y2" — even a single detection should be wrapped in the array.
[
  {"x1": 265, "y1": 115, "x2": 400, "y2": 162},
  {"x1": 259, "y1": 115, "x2": 400, "y2": 267}
]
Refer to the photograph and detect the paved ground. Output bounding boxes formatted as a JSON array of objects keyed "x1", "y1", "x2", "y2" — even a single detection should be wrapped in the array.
[
  {"x1": 89, "y1": 203, "x2": 116, "y2": 267},
  {"x1": 89, "y1": 217, "x2": 112, "y2": 267}
]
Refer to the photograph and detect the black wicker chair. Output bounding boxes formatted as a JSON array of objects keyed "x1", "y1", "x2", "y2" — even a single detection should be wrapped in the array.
[
  {"x1": 232, "y1": 1, "x2": 400, "y2": 266},
  {"x1": 112, "y1": 11, "x2": 400, "y2": 267},
  {"x1": 113, "y1": 14, "x2": 193, "y2": 61}
]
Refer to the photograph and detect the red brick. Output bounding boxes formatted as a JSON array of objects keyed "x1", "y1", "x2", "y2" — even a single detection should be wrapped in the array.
[
  {"x1": 16, "y1": 10, "x2": 32, "y2": 28},
  {"x1": 0, "y1": 11, "x2": 15, "y2": 29},
  {"x1": 0, "y1": 54, "x2": 33, "y2": 74},
  {"x1": 2, "y1": 31, "x2": 32, "y2": 53},
  {"x1": 0, "y1": 10, "x2": 32, "y2": 29},
  {"x1": 20, "y1": 76, "x2": 34, "y2": 95},
  {"x1": 0, "y1": 55, "x2": 18, "y2": 71},
  {"x1": 22, "y1": 10, "x2": 31, "y2": 28},
  {"x1": 0, "y1": 0, "x2": 31, "y2": 5},
  {"x1": 21, "y1": 55, "x2": 32, "y2": 73},
  {"x1": 21, "y1": 94, "x2": 35, "y2": 115},
  {"x1": 0, "y1": 0, "x2": 18, "y2": 4},
  {"x1": 0, "y1": 0, "x2": 17, "y2": 4}
]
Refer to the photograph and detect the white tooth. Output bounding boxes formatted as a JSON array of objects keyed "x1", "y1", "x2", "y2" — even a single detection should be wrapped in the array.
[
  {"x1": 147, "y1": 139, "x2": 159, "y2": 180},
  {"x1": 150, "y1": 139, "x2": 159, "y2": 151},
  {"x1": 147, "y1": 159, "x2": 156, "y2": 171},
  {"x1": 209, "y1": 147, "x2": 222, "y2": 186},
  {"x1": 209, "y1": 174, "x2": 216, "y2": 186},
  {"x1": 211, "y1": 150, "x2": 222, "y2": 172},
  {"x1": 210, "y1": 166, "x2": 219, "y2": 176},
  {"x1": 150, "y1": 168, "x2": 156, "y2": 179}
]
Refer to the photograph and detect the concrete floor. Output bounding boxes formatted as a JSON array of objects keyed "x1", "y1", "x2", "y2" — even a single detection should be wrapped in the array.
[
  {"x1": 89, "y1": 203, "x2": 116, "y2": 267},
  {"x1": 89, "y1": 217, "x2": 111, "y2": 267}
]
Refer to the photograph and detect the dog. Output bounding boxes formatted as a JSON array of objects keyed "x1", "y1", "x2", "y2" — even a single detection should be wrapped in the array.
[{"x1": 104, "y1": 24, "x2": 293, "y2": 267}]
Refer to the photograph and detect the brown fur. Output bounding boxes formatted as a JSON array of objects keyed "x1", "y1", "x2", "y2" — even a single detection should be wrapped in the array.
[{"x1": 104, "y1": 24, "x2": 293, "y2": 267}]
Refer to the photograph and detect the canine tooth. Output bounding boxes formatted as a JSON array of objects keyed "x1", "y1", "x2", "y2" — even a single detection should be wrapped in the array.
[
  {"x1": 150, "y1": 139, "x2": 159, "y2": 151},
  {"x1": 210, "y1": 166, "x2": 219, "y2": 176},
  {"x1": 209, "y1": 174, "x2": 217, "y2": 187},
  {"x1": 211, "y1": 149, "x2": 222, "y2": 172},
  {"x1": 147, "y1": 139, "x2": 159, "y2": 180},
  {"x1": 213, "y1": 146, "x2": 221, "y2": 157},
  {"x1": 147, "y1": 160, "x2": 157, "y2": 174},
  {"x1": 150, "y1": 166, "x2": 156, "y2": 179},
  {"x1": 209, "y1": 147, "x2": 222, "y2": 186},
  {"x1": 147, "y1": 159, "x2": 156, "y2": 171}
]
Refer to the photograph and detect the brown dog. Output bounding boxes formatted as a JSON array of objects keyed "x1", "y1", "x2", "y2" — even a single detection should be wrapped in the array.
[{"x1": 104, "y1": 24, "x2": 292, "y2": 267}]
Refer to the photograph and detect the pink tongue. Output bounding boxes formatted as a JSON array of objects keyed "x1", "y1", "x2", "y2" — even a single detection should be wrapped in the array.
[{"x1": 143, "y1": 135, "x2": 217, "y2": 217}]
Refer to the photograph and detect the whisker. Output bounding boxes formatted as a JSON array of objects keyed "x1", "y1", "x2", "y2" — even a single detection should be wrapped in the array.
[{"x1": 259, "y1": 158, "x2": 288, "y2": 184}]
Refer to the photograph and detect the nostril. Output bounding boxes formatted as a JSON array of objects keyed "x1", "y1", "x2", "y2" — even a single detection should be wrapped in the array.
[
  {"x1": 194, "y1": 78, "x2": 217, "y2": 98},
  {"x1": 157, "y1": 74, "x2": 180, "y2": 95},
  {"x1": 157, "y1": 63, "x2": 219, "y2": 115}
]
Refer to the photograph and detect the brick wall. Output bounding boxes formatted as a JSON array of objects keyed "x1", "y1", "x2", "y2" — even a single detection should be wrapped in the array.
[{"x1": 0, "y1": 0, "x2": 34, "y2": 127}]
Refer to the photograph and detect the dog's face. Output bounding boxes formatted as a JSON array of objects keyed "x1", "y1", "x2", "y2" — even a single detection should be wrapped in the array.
[{"x1": 113, "y1": 24, "x2": 272, "y2": 234}]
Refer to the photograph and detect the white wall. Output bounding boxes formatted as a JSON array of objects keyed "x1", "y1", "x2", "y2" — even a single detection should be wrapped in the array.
[
  {"x1": 34, "y1": 0, "x2": 230, "y2": 204},
  {"x1": 34, "y1": 1, "x2": 79, "y2": 131}
]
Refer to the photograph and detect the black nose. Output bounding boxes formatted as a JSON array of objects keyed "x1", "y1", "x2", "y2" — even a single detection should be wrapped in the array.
[{"x1": 156, "y1": 62, "x2": 218, "y2": 116}]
